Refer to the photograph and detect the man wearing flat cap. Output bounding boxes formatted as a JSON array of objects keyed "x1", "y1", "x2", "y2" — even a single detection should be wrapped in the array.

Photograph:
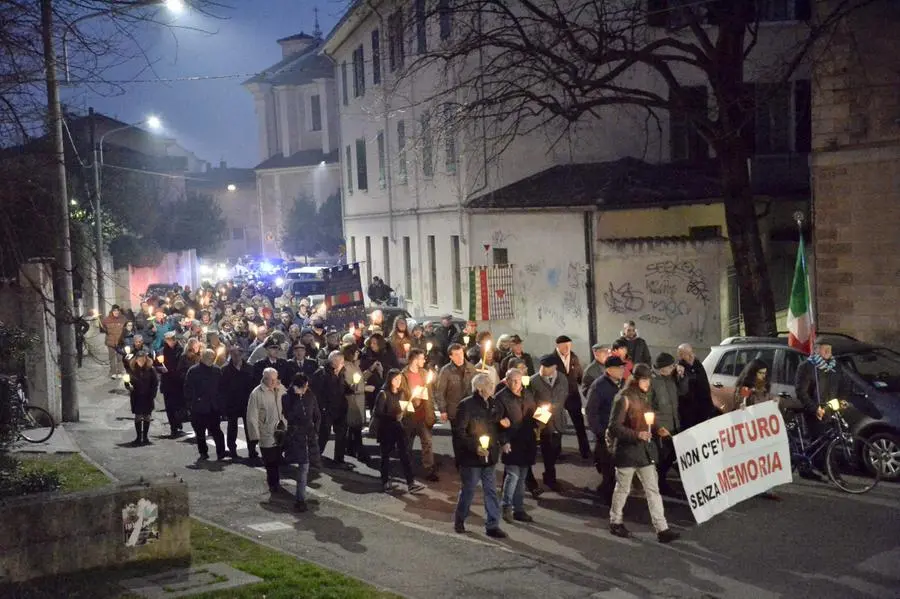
[
  {"x1": 585, "y1": 355, "x2": 626, "y2": 502},
  {"x1": 582, "y1": 343, "x2": 610, "y2": 395},
  {"x1": 499, "y1": 334, "x2": 535, "y2": 375},
  {"x1": 554, "y1": 335, "x2": 590, "y2": 459},
  {"x1": 531, "y1": 353, "x2": 569, "y2": 491},
  {"x1": 649, "y1": 352, "x2": 688, "y2": 496}
]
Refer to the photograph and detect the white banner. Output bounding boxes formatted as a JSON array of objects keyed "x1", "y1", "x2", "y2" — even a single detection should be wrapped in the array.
[{"x1": 672, "y1": 401, "x2": 792, "y2": 524}]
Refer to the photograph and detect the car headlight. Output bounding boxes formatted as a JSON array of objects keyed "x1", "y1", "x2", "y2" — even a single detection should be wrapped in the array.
[
  {"x1": 275, "y1": 277, "x2": 285, "y2": 287},
  {"x1": 199, "y1": 264, "x2": 212, "y2": 275}
]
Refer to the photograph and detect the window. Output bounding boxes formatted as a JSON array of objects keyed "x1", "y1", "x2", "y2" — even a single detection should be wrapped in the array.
[
  {"x1": 780, "y1": 349, "x2": 802, "y2": 386},
  {"x1": 341, "y1": 61, "x2": 348, "y2": 106},
  {"x1": 345, "y1": 145, "x2": 353, "y2": 194},
  {"x1": 450, "y1": 235, "x2": 461, "y2": 310},
  {"x1": 713, "y1": 348, "x2": 777, "y2": 377},
  {"x1": 794, "y1": 79, "x2": 811, "y2": 153},
  {"x1": 353, "y1": 45, "x2": 365, "y2": 98},
  {"x1": 415, "y1": 0, "x2": 427, "y2": 54},
  {"x1": 310, "y1": 95, "x2": 322, "y2": 131},
  {"x1": 355, "y1": 138, "x2": 368, "y2": 191},
  {"x1": 427, "y1": 235, "x2": 438, "y2": 305},
  {"x1": 350, "y1": 237, "x2": 357, "y2": 263},
  {"x1": 376, "y1": 130, "x2": 386, "y2": 187},
  {"x1": 388, "y1": 10, "x2": 404, "y2": 71},
  {"x1": 421, "y1": 112, "x2": 433, "y2": 177},
  {"x1": 403, "y1": 236, "x2": 412, "y2": 299},
  {"x1": 365, "y1": 236, "x2": 372, "y2": 283},
  {"x1": 232, "y1": 227, "x2": 244, "y2": 240},
  {"x1": 492, "y1": 248, "x2": 508, "y2": 265},
  {"x1": 444, "y1": 103, "x2": 457, "y2": 173},
  {"x1": 439, "y1": 0, "x2": 452, "y2": 39},
  {"x1": 382, "y1": 236, "x2": 391, "y2": 286},
  {"x1": 397, "y1": 120, "x2": 408, "y2": 183},
  {"x1": 669, "y1": 86, "x2": 708, "y2": 162},
  {"x1": 371, "y1": 29, "x2": 381, "y2": 84},
  {"x1": 754, "y1": 83, "x2": 792, "y2": 154}
]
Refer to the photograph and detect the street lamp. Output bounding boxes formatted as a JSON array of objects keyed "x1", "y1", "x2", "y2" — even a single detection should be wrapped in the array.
[
  {"x1": 92, "y1": 115, "x2": 163, "y2": 313},
  {"x1": 226, "y1": 184, "x2": 237, "y2": 192},
  {"x1": 164, "y1": 0, "x2": 185, "y2": 14}
]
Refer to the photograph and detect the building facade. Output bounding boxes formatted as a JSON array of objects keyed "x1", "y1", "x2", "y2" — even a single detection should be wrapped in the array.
[
  {"x1": 812, "y1": 0, "x2": 900, "y2": 348},
  {"x1": 244, "y1": 31, "x2": 342, "y2": 259},
  {"x1": 324, "y1": 1, "x2": 815, "y2": 356},
  {"x1": 185, "y1": 162, "x2": 260, "y2": 261}
]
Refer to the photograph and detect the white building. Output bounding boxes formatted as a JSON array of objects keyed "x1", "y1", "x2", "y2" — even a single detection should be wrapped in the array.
[
  {"x1": 244, "y1": 30, "x2": 343, "y2": 259},
  {"x1": 322, "y1": 1, "x2": 813, "y2": 357}
]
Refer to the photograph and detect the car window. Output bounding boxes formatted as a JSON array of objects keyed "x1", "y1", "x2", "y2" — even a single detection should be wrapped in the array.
[
  {"x1": 291, "y1": 281, "x2": 326, "y2": 296},
  {"x1": 714, "y1": 348, "x2": 777, "y2": 377},
  {"x1": 838, "y1": 349, "x2": 900, "y2": 393},
  {"x1": 781, "y1": 350, "x2": 803, "y2": 385}
]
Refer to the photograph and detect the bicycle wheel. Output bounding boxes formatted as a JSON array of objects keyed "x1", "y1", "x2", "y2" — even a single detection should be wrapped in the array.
[
  {"x1": 18, "y1": 405, "x2": 55, "y2": 443},
  {"x1": 825, "y1": 435, "x2": 880, "y2": 494}
]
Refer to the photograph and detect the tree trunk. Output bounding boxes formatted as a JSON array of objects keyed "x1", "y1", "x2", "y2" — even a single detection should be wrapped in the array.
[{"x1": 720, "y1": 146, "x2": 777, "y2": 336}]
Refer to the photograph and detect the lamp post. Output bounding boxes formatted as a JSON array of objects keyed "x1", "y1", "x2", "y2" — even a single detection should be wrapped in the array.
[{"x1": 91, "y1": 114, "x2": 162, "y2": 313}]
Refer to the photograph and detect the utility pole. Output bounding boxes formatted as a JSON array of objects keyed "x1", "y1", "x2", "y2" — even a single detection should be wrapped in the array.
[
  {"x1": 89, "y1": 107, "x2": 105, "y2": 314},
  {"x1": 41, "y1": 0, "x2": 79, "y2": 422}
]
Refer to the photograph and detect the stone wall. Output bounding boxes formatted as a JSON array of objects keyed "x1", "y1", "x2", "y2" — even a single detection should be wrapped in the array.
[
  {"x1": 0, "y1": 479, "x2": 190, "y2": 583},
  {"x1": 812, "y1": 0, "x2": 900, "y2": 348},
  {"x1": 0, "y1": 262, "x2": 61, "y2": 421}
]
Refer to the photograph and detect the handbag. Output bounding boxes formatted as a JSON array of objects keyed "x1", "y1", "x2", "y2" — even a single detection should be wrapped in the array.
[{"x1": 273, "y1": 421, "x2": 287, "y2": 447}]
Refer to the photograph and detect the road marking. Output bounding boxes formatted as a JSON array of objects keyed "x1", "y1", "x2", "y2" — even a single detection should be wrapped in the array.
[
  {"x1": 246, "y1": 521, "x2": 293, "y2": 533},
  {"x1": 184, "y1": 431, "x2": 247, "y2": 451}
]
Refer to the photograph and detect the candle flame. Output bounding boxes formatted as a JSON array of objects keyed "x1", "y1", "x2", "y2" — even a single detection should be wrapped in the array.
[
  {"x1": 122, "y1": 374, "x2": 130, "y2": 384},
  {"x1": 156, "y1": 355, "x2": 165, "y2": 364},
  {"x1": 463, "y1": 335, "x2": 470, "y2": 345},
  {"x1": 124, "y1": 346, "x2": 131, "y2": 355},
  {"x1": 426, "y1": 342, "x2": 433, "y2": 352},
  {"x1": 484, "y1": 340, "x2": 492, "y2": 353},
  {"x1": 352, "y1": 372, "x2": 362, "y2": 384},
  {"x1": 426, "y1": 370, "x2": 434, "y2": 384},
  {"x1": 521, "y1": 375, "x2": 531, "y2": 387},
  {"x1": 644, "y1": 411, "x2": 655, "y2": 426},
  {"x1": 478, "y1": 434, "x2": 491, "y2": 449}
]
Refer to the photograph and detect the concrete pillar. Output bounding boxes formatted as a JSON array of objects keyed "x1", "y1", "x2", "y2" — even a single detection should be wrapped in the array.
[{"x1": 16, "y1": 262, "x2": 61, "y2": 422}]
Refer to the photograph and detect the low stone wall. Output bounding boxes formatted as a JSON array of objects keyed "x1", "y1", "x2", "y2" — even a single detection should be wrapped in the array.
[{"x1": 0, "y1": 478, "x2": 190, "y2": 583}]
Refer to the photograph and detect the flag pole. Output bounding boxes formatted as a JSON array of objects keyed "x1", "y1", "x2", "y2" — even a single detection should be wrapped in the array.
[{"x1": 794, "y1": 211, "x2": 822, "y2": 407}]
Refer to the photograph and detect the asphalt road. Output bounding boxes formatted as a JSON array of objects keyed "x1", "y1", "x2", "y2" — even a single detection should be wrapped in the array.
[{"x1": 66, "y1": 343, "x2": 900, "y2": 599}]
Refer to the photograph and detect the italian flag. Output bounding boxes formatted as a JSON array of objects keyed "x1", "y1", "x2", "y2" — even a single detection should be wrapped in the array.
[{"x1": 787, "y1": 235, "x2": 814, "y2": 354}]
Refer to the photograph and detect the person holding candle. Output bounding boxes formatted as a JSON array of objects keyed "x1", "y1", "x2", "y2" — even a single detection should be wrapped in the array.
[
  {"x1": 466, "y1": 331, "x2": 492, "y2": 366},
  {"x1": 436, "y1": 343, "x2": 479, "y2": 468},
  {"x1": 499, "y1": 335, "x2": 535, "y2": 376},
  {"x1": 373, "y1": 369, "x2": 426, "y2": 493},
  {"x1": 388, "y1": 317, "x2": 412, "y2": 363},
  {"x1": 496, "y1": 369, "x2": 538, "y2": 524},
  {"x1": 360, "y1": 333, "x2": 396, "y2": 414},
  {"x1": 453, "y1": 321, "x2": 478, "y2": 352},
  {"x1": 343, "y1": 343, "x2": 374, "y2": 465},
  {"x1": 607, "y1": 363, "x2": 679, "y2": 543},
  {"x1": 400, "y1": 348, "x2": 439, "y2": 481},
  {"x1": 125, "y1": 350, "x2": 159, "y2": 446},
  {"x1": 312, "y1": 351, "x2": 355, "y2": 469},
  {"x1": 530, "y1": 354, "x2": 569, "y2": 492},
  {"x1": 453, "y1": 373, "x2": 508, "y2": 538},
  {"x1": 220, "y1": 346, "x2": 258, "y2": 460},
  {"x1": 183, "y1": 349, "x2": 227, "y2": 461},
  {"x1": 158, "y1": 331, "x2": 186, "y2": 438}
]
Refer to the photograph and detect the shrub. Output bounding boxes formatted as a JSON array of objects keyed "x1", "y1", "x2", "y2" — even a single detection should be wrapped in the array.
[{"x1": 0, "y1": 455, "x2": 62, "y2": 498}]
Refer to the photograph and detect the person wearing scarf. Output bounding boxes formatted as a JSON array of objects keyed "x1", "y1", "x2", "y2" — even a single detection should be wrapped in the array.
[{"x1": 795, "y1": 341, "x2": 845, "y2": 480}]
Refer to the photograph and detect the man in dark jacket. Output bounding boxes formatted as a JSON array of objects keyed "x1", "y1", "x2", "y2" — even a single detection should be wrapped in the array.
[
  {"x1": 436, "y1": 343, "x2": 479, "y2": 470},
  {"x1": 581, "y1": 343, "x2": 610, "y2": 395},
  {"x1": 676, "y1": 343, "x2": 716, "y2": 429},
  {"x1": 453, "y1": 373, "x2": 509, "y2": 538},
  {"x1": 649, "y1": 353, "x2": 689, "y2": 495},
  {"x1": 435, "y1": 315, "x2": 459, "y2": 351},
  {"x1": 220, "y1": 347, "x2": 257, "y2": 460},
  {"x1": 158, "y1": 331, "x2": 185, "y2": 438},
  {"x1": 285, "y1": 343, "x2": 319, "y2": 380},
  {"x1": 554, "y1": 335, "x2": 590, "y2": 458},
  {"x1": 312, "y1": 351, "x2": 353, "y2": 469},
  {"x1": 617, "y1": 320, "x2": 652, "y2": 366},
  {"x1": 184, "y1": 349, "x2": 225, "y2": 460},
  {"x1": 496, "y1": 369, "x2": 538, "y2": 523},
  {"x1": 585, "y1": 356, "x2": 626, "y2": 502},
  {"x1": 499, "y1": 335, "x2": 536, "y2": 375},
  {"x1": 253, "y1": 338, "x2": 291, "y2": 385},
  {"x1": 531, "y1": 354, "x2": 569, "y2": 490},
  {"x1": 795, "y1": 341, "x2": 842, "y2": 479}
]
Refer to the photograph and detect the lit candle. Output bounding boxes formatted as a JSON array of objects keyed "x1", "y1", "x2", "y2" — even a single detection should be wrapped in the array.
[
  {"x1": 425, "y1": 370, "x2": 435, "y2": 385},
  {"x1": 352, "y1": 372, "x2": 362, "y2": 385},
  {"x1": 403, "y1": 342, "x2": 411, "y2": 354},
  {"x1": 521, "y1": 375, "x2": 531, "y2": 387},
  {"x1": 426, "y1": 342, "x2": 433, "y2": 352},
  {"x1": 124, "y1": 346, "x2": 132, "y2": 355},
  {"x1": 156, "y1": 355, "x2": 165, "y2": 364},
  {"x1": 479, "y1": 434, "x2": 491, "y2": 462},
  {"x1": 644, "y1": 411, "x2": 655, "y2": 434},
  {"x1": 463, "y1": 335, "x2": 470, "y2": 345},
  {"x1": 481, "y1": 339, "x2": 492, "y2": 370},
  {"x1": 412, "y1": 385, "x2": 423, "y2": 399},
  {"x1": 122, "y1": 374, "x2": 131, "y2": 384},
  {"x1": 315, "y1": 342, "x2": 320, "y2": 350},
  {"x1": 349, "y1": 325, "x2": 356, "y2": 335}
]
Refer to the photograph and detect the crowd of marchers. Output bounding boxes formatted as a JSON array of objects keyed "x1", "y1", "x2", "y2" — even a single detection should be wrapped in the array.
[{"x1": 92, "y1": 279, "x2": 837, "y2": 541}]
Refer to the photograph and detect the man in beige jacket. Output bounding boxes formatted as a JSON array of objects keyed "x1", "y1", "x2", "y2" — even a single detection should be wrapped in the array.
[{"x1": 247, "y1": 367, "x2": 287, "y2": 494}]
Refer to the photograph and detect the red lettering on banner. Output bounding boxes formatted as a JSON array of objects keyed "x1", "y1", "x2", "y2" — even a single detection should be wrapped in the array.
[
  {"x1": 717, "y1": 470, "x2": 732, "y2": 492},
  {"x1": 768, "y1": 415, "x2": 780, "y2": 435},
  {"x1": 735, "y1": 422, "x2": 746, "y2": 444},
  {"x1": 716, "y1": 452, "x2": 785, "y2": 495},
  {"x1": 757, "y1": 417, "x2": 771, "y2": 437},
  {"x1": 746, "y1": 419, "x2": 759, "y2": 442}
]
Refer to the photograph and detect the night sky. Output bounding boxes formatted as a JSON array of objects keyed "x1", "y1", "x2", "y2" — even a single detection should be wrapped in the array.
[{"x1": 61, "y1": 1, "x2": 340, "y2": 169}]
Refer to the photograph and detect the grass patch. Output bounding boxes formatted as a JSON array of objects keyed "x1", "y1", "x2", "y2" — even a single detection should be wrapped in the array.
[
  {"x1": 16, "y1": 453, "x2": 112, "y2": 493},
  {"x1": 1, "y1": 519, "x2": 400, "y2": 599}
]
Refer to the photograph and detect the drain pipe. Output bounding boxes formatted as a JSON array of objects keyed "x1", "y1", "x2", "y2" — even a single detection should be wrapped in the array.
[{"x1": 584, "y1": 210, "x2": 598, "y2": 347}]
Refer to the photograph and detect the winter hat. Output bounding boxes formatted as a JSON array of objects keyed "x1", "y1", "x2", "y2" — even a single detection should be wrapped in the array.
[
  {"x1": 605, "y1": 356, "x2": 626, "y2": 368},
  {"x1": 654, "y1": 353, "x2": 676, "y2": 369},
  {"x1": 539, "y1": 354, "x2": 560, "y2": 368}
]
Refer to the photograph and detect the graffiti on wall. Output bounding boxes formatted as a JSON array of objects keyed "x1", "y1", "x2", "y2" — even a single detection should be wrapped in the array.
[
  {"x1": 512, "y1": 259, "x2": 590, "y2": 333},
  {"x1": 597, "y1": 246, "x2": 722, "y2": 348}
]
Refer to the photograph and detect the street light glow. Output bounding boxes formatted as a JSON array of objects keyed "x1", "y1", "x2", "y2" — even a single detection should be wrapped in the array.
[
  {"x1": 227, "y1": 184, "x2": 237, "y2": 192},
  {"x1": 164, "y1": 0, "x2": 185, "y2": 14},
  {"x1": 146, "y1": 115, "x2": 162, "y2": 130}
]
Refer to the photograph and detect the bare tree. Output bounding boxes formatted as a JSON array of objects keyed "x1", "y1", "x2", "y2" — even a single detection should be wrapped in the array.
[{"x1": 384, "y1": 0, "x2": 873, "y2": 335}]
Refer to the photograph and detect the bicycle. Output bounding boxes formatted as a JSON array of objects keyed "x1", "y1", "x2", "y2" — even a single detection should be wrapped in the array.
[
  {"x1": 786, "y1": 398, "x2": 885, "y2": 494},
  {"x1": 3, "y1": 374, "x2": 55, "y2": 444}
]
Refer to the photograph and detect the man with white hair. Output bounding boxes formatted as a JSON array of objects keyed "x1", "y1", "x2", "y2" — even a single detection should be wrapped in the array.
[
  {"x1": 247, "y1": 367, "x2": 287, "y2": 493},
  {"x1": 183, "y1": 348, "x2": 226, "y2": 461},
  {"x1": 452, "y1": 373, "x2": 509, "y2": 538}
]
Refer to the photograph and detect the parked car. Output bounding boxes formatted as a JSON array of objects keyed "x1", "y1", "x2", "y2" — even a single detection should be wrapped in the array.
[
  {"x1": 142, "y1": 283, "x2": 178, "y2": 300},
  {"x1": 702, "y1": 334, "x2": 900, "y2": 481}
]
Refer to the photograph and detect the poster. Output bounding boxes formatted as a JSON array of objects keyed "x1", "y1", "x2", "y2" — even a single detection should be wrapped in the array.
[
  {"x1": 323, "y1": 263, "x2": 366, "y2": 331},
  {"x1": 122, "y1": 498, "x2": 160, "y2": 547},
  {"x1": 672, "y1": 401, "x2": 792, "y2": 524}
]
